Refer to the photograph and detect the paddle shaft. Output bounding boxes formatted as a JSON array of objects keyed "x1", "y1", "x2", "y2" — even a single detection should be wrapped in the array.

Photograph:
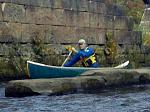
[{"x1": 61, "y1": 51, "x2": 73, "y2": 67}]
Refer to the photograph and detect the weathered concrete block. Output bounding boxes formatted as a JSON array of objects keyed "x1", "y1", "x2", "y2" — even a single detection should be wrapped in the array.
[
  {"x1": 114, "y1": 16, "x2": 131, "y2": 30},
  {"x1": 1, "y1": 0, "x2": 52, "y2": 7},
  {"x1": 106, "y1": 4, "x2": 126, "y2": 16},
  {"x1": 75, "y1": 28, "x2": 106, "y2": 44},
  {"x1": 51, "y1": 0, "x2": 62, "y2": 9},
  {"x1": 105, "y1": 15, "x2": 114, "y2": 29},
  {"x1": 69, "y1": 0, "x2": 77, "y2": 11},
  {"x1": 113, "y1": 5, "x2": 126, "y2": 16},
  {"x1": 114, "y1": 30, "x2": 134, "y2": 44},
  {"x1": 96, "y1": 2, "x2": 106, "y2": 14},
  {"x1": 0, "y1": 3, "x2": 3, "y2": 21},
  {"x1": 116, "y1": 31, "x2": 142, "y2": 45},
  {"x1": 106, "y1": 4, "x2": 114, "y2": 15},
  {"x1": 89, "y1": 14, "x2": 106, "y2": 29},
  {"x1": 5, "y1": 0, "x2": 30, "y2": 5},
  {"x1": 22, "y1": 24, "x2": 60, "y2": 44},
  {"x1": 21, "y1": 24, "x2": 31, "y2": 43},
  {"x1": 50, "y1": 0, "x2": 77, "y2": 10},
  {"x1": 0, "y1": 22, "x2": 21, "y2": 42},
  {"x1": 75, "y1": 12, "x2": 89, "y2": 27},
  {"x1": 89, "y1": 1, "x2": 106, "y2": 14},
  {"x1": 60, "y1": 0, "x2": 77, "y2": 10},
  {"x1": 51, "y1": 9, "x2": 66, "y2": 26},
  {"x1": 89, "y1": 13, "x2": 99, "y2": 28},
  {"x1": 61, "y1": 0, "x2": 72, "y2": 10},
  {"x1": 8, "y1": 22, "x2": 22, "y2": 41},
  {"x1": 132, "y1": 31, "x2": 142, "y2": 45},
  {"x1": 114, "y1": 16, "x2": 134, "y2": 30},
  {"x1": 64, "y1": 10, "x2": 77, "y2": 27},
  {"x1": 29, "y1": 0, "x2": 52, "y2": 8},
  {"x1": 44, "y1": 25, "x2": 55, "y2": 44},
  {"x1": 88, "y1": 1, "x2": 98, "y2": 13},
  {"x1": 76, "y1": 0, "x2": 89, "y2": 12},
  {"x1": 3, "y1": 3, "x2": 25, "y2": 22},
  {"x1": 51, "y1": 26, "x2": 78, "y2": 43},
  {"x1": 21, "y1": 24, "x2": 45, "y2": 43},
  {"x1": 0, "y1": 22, "x2": 7, "y2": 35},
  {"x1": 98, "y1": 15, "x2": 106, "y2": 28},
  {"x1": 26, "y1": 6, "x2": 52, "y2": 24}
]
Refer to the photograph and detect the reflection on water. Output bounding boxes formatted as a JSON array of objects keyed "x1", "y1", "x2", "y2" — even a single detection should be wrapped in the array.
[{"x1": 0, "y1": 82, "x2": 150, "y2": 112}]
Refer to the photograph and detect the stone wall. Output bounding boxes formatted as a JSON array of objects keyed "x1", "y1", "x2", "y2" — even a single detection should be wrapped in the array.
[{"x1": 0, "y1": 0, "x2": 147, "y2": 78}]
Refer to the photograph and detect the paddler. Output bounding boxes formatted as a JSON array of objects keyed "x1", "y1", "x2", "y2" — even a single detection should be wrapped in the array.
[{"x1": 63, "y1": 39, "x2": 99, "y2": 67}]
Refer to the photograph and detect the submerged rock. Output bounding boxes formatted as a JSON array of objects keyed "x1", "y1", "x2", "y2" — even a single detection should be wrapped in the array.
[{"x1": 5, "y1": 68, "x2": 150, "y2": 97}]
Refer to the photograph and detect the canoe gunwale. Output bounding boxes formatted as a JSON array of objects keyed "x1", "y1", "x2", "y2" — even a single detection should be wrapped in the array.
[{"x1": 27, "y1": 61, "x2": 104, "y2": 70}]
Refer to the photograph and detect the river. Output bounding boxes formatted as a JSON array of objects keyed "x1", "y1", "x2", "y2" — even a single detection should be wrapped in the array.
[{"x1": 0, "y1": 82, "x2": 150, "y2": 112}]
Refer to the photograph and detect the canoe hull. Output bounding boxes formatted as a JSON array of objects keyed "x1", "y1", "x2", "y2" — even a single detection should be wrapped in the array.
[
  {"x1": 27, "y1": 61, "x2": 129, "y2": 79},
  {"x1": 27, "y1": 61, "x2": 91, "y2": 79}
]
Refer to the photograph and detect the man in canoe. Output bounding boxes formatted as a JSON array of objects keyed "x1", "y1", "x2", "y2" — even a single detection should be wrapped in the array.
[{"x1": 63, "y1": 39, "x2": 99, "y2": 67}]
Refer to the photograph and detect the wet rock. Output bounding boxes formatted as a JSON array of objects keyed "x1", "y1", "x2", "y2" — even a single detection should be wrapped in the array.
[
  {"x1": 5, "y1": 68, "x2": 150, "y2": 97},
  {"x1": 5, "y1": 76, "x2": 105, "y2": 97}
]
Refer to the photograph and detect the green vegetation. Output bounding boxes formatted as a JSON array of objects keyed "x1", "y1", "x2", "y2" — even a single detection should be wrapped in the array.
[
  {"x1": 8, "y1": 42, "x2": 28, "y2": 79},
  {"x1": 104, "y1": 31, "x2": 118, "y2": 66},
  {"x1": 114, "y1": 0, "x2": 144, "y2": 25},
  {"x1": 115, "y1": 0, "x2": 150, "y2": 46},
  {"x1": 31, "y1": 31, "x2": 65, "y2": 66}
]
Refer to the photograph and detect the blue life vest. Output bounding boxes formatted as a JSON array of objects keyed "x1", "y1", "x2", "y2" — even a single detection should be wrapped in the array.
[{"x1": 64, "y1": 47, "x2": 99, "y2": 67}]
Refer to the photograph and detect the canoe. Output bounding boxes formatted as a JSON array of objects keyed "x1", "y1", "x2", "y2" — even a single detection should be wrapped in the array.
[{"x1": 27, "y1": 61, "x2": 129, "y2": 79}]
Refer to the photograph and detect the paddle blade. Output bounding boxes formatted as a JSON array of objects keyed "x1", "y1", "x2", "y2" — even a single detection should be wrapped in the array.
[{"x1": 114, "y1": 61, "x2": 129, "y2": 69}]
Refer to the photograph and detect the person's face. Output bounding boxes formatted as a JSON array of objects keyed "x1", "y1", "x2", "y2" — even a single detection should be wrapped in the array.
[{"x1": 78, "y1": 43, "x2": 86, "y2": 49}]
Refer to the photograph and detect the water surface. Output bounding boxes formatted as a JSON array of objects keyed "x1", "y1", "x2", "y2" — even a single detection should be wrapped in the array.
[{"x1": 0, "y1": 82, "x2": 150, "y2": 112}]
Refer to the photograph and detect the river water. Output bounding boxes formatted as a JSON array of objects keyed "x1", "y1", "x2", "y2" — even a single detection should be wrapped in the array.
[{"x1": 0, "y1": 82, "x2": 150, "y2": 112}]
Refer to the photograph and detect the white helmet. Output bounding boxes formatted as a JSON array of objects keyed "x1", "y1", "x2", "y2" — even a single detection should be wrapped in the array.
[{"x1": 78, "y1": 39, "x2": 86, "y2": 44}]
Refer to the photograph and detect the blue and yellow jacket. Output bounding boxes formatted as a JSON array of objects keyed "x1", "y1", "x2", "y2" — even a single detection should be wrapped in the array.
[{"x1": 64, "y1": 47, "x2": 99, "y2": 67}]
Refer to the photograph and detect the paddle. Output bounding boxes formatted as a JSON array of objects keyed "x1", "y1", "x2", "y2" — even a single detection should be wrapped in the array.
[
  {"x1": 61, "y1": 44, "x2": 79, "y2": 67},
  {"x1": 114, "y1": 61, "x2": 129, "y2": 68},
  {"x1": 61, "y1": 51, "x2": 73, "y2": 67}
]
